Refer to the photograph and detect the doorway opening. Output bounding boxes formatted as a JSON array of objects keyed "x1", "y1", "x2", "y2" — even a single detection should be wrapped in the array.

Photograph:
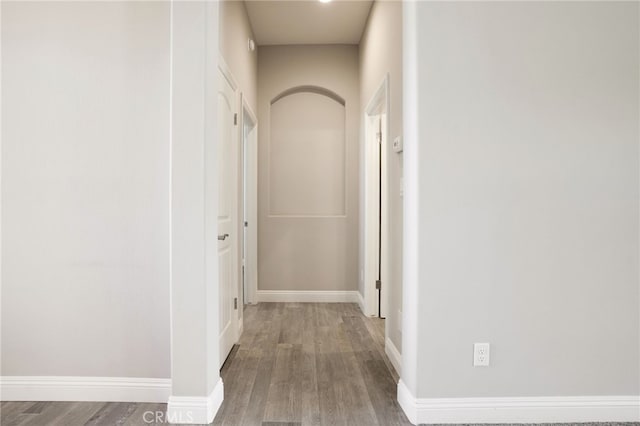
[{"x1": 364, "y1": 75, "x2": 390, "y2": 320}]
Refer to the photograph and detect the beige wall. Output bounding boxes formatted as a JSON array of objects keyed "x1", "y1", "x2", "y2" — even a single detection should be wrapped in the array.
[
  {"x1": 410, "y1": 1, "x2": 639, "y2": 397},
  {"x1": 270, "y1": 92, "x2": 347, "y2": 217},
  {"x1": 359, "y1": 0, "x2": 403, "y2": 354},
  {"x1": 257, "y1": 45, "x2": 359, "y2": 292}
]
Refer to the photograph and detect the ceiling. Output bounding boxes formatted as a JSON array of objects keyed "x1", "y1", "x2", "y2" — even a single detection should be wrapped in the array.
[{"x1": 244, "y1": 0, "x2": 374, "y2": 46}]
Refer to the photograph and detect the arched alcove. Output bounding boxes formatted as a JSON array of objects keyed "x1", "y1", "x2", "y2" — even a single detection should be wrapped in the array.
[{"x1": 268, "y1": 86, "x2": 346, "y2": 217}]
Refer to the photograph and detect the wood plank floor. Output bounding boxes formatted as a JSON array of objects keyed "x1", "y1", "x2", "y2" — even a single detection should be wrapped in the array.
[{"x1": 213, "y1": 302, "x2": 408, "y2": 426}]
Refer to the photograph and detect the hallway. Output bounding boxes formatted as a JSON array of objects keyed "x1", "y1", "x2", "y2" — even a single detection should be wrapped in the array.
[{"x1": 213, "y1": 303, "x2": 410, "y2": 425}]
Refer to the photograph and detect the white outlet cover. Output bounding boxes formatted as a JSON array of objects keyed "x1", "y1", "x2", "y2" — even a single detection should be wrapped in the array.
[{"x1": 473, "y1": 342, "x2": 490, "y2": 367}]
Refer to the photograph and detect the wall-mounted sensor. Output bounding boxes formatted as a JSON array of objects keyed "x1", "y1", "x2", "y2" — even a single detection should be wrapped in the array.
[
  {"x1": 393, "y1": 136, "x2": 403, "y2": 153},
  {"x1": 248, "y1": 39, "x2": 256, "y2": 52}
]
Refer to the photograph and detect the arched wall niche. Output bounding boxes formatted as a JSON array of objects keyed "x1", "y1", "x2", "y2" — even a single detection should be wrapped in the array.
[{"x1": 268, "y1": 85, "x2": 347, "y2": 217}]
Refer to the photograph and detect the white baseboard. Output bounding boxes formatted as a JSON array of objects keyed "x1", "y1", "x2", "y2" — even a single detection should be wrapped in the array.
[
  {"x1": 397, "y1": 380, "x2": 640, "y2": 425},
  {"x1": 256, "y1": 290, "x2": 360, "y2": 303},
  {"x1": 356, "y1": 291, "x2": 366, "y2": 313},
  {"x1": 0, "y1": 376, "x2": 171, "y2": 402},
  {"x1": 397, "y1": 380, "x2": 420, "y2": 424},
  {"x1": 385, "y1": 337, "x2": 402, "y2": 376},
  {"x1": 167, "y1": 378, "x2": 224, "y2": 424}
]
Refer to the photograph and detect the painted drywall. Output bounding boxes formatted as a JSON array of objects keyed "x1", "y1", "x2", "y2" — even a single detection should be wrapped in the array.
[
  {"x1": 169, "y1": 0, "x2": 223, "y2": 402},
  {"x1": 257, "y1": 45, "x2": 359, "y2": 292},
  {"x1": 359, "y1": 0, "x2": 403, "y2": 356},
  {"x1": 1, "y1": 2, "x2": 170, "y2": 378},
  {"x1": 410, "y1": 1, "x2": 639, "y2": 397}
]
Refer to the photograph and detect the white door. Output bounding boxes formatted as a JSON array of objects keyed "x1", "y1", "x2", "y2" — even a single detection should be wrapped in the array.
[{"x1": 218, "y1": 67, "x2": 238, "y2": 367}]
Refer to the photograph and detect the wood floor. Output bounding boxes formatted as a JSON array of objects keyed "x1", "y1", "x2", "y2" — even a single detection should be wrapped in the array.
[
  {"x1": 213, "y1": 302, "x2": 408, "y2": 426},
  {"x1": 0, "y1": 303, "x2": 409, "y2": 426}
]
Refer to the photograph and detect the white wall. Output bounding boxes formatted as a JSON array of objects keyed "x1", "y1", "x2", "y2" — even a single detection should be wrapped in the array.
[
  {"x1": 1, "y1": 2, "x2": 170, "y2": 379},
  {"x1": 359, "y1": 0, "x2": 403, "y2": 356},
  {"x1": 169, "y1": 2, "x2": 223, "y2": 412},
  {"x1": 257, "y1": 45, "x2": 359, "y2": 293},
  {"x1": 409, "y1": 1, "x2": 639, "y2": 398}
]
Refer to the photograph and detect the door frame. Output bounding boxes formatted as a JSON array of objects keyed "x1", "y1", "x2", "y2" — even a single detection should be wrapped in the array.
[
  {"x1": 240, "y1": 93, "x2": 258, "y2": 307},
  {"x1": 364, "y1": 74, "x2": 390, "y2": 319}
]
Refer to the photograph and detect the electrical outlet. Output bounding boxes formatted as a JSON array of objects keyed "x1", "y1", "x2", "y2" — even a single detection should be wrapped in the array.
[{"x1": 473, "y1": 343, "x2": 490, "y2": 366}]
